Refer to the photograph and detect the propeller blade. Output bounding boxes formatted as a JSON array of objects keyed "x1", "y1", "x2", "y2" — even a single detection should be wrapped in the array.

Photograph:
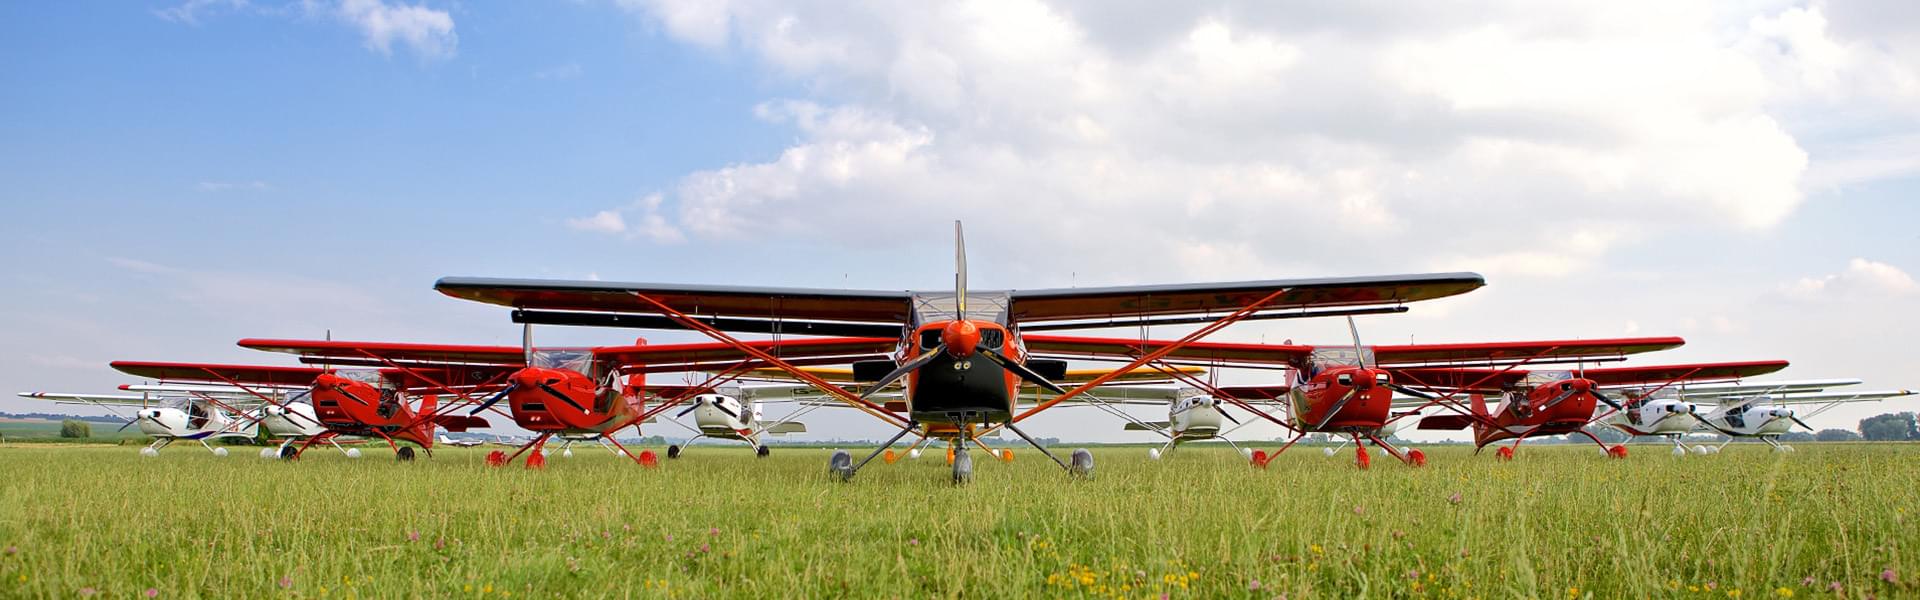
[
  {"x1": 1345, "y1": 315, "x2": 1367, "y2": 369},
  {"x1": 468, "y1": 384, "x2": 517, "y2": 416},
  {"x1": 1312, "y1": 388, "x2": 1359, "y2": 431},
  {"x1": 954, "y1": 220, "x2": 967, "y2": 321},
  {"x1": 714, "y1": 401, "x2": 739, "y2": 420},
  {"x1": 1217, "y1": 404, "x2": 1242, "y2": 425},
  {"x1": 1789, "y1": 415, "x2": 1814, "y2": 431},
  {"x1": 1538, "y1": 387, "x2": 1580, "y2": 412},
  {"x1": 522, "y1": 322, "x2": 534, "y2": 366},
  {"x1": 979, "y1": 348, "x2": 1067, "y2": 395},
  {"x1": 859, "y1": 347, "x2": 945, "y2": 400},
  {"x1": 536, "y1": 382, "x2": 588, "y2": 413},
  {"x1": 336, "y1": 385, "x2": 372, "y2": 407},
  {"x1": 1589, "y1": 390, "x2": 1625, "y2": 412},
  {"x1": 117, "y1": 418, "x2": 137, "y2": 433},
  {"x1": 675, "y1": 398, "x2": 702, "y2": 418}
]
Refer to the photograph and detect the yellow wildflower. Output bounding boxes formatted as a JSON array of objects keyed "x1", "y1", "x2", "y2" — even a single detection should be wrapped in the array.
[{"x1": 1775, "y1": 588, "x2": 1794, "y2": 598}]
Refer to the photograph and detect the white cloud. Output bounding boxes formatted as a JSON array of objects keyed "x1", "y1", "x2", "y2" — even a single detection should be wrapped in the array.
[
  {"x1": 566, "y1": 194, "x2": 686, "y2": 243},
  {"x1": 575, "y1": 0, "x2": 1920, "y2": 282},
  {"x1": 307, "y1": 0, "x2": 458, "y2": 60},
  {"x1": 567, "y1": 209, "x2": 627, "y2": 234},
  {"x1": 154, "y1": 0, "x2": 249, "y2": 25},
  {"x1": 1784, "y1": 258, "x2": 1920, "y2": 298}
]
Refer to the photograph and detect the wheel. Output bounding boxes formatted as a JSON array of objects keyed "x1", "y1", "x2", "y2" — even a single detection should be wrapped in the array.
[
  {"x1": 756, "y1": 445, "x2": 771, "y2": 458},
  {"x1": 951, "y1": 446, "x2": 974, "y2": 485},
  {"x1": 280, "y1": 445, "x2": 299, "y2": 460},
  {"x1": 667, "y1": 445, "x2": 682, "y2": 459},
  {"x1": 344, "y1": 448, "x2": 362, "y2": 459},
  {"x1": 562, "y1": 448, "x2": 574, "y2": 458},
  {"x1": 1147, "y1": 448, "x2": 1162, "y2": 460},
  {"x1": 260, "y1": 448, "x2": 279, "y2": 460},
  {"x1": 908, "y1": 448, "x2": 922, "y2": 459},
  {"x1": 828, "y1": 450, "x2": 853, "y2": 481},
  {"x1": 1672, "y1": 446, "x2": 1687, "y2": 456},
  {"x1": 1322, "y1": 447, "x2": 1337, "y2": 457},
  {"x1": 139, "y1": 447, "x2": 159, "y2": 458},
  {"x1": 396, "y1": 447, "x2": 416, "y2": 461},
  {"x1": 1069, "y1": 448, "x2": 1094, "y2": 479},
  {"x1": 212, "y1": 447, "x2": 229, "y2": 457}
]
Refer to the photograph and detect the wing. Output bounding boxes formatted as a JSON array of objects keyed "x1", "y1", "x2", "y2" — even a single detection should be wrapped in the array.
[
  {"x1": 593, "y1": 337, "x2": 896, "y2": 373},
  {"x1": 109, "y1": 361, "x2": 327, "y2": 387},
  {"x1": 1699, "y1": 389, "x2": 1917, "y2": 407},
  {"x1": 1016, "y1": 386, "x2": 1183, "y2": 405},
  {"x1": 736, "y1": 364, "x2": 1207, "y2": 385},
  {"x1": 1007, "y1": 272, "x2": 1485, "y2": 323},
  {"x1": 1023, "y1": 334, "x2": 1313, "y2": 368},
  {"x1": 434, "y1": 277, "x2": 916, "y2": 323},
  {"x1": 1214, "y1": 385, "x2": 1294, "y2": 401},
  {"x1": 16, "y1": 392, "x2": 152, "y2": 406},
  {"x1": 240, "y1": 339, "x2": 526, "y2": 366},
  {"x1": 1585, "y1": 361, "x2": 1791, "y2": 388},
  {"x1": 1370, "y1": 337, "x2": 1684, "y2": 367},
  {"x1": 1678, "y1": 378, "x2": 1862, "y2": 399}
]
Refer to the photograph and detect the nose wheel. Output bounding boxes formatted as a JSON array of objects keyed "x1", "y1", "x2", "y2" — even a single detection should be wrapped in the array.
[{"x1": 755, "y1": 445, "x2": 771, "y2": 458}]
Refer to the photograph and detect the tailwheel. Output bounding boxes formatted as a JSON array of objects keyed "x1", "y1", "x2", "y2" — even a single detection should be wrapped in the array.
[
  {"x1": 526, "y1": 450, "x2": 547, "y2": 469},
  {"x1": 755, "y1": 445, "x2": 771, "y2": 458},
  {"x1": 1354, "y1": 445, "x2": 1371, "y2": 470},
  {"x1": 396, "y1": 447, "x2": 416, "y2": 462},
  {"x1": 1251, "y1": 449, "x2": 1270, "y2": 468},
  {"x1": 667, "y1": 444, "x2": 682, "y2": 459},
  {"x1": 951, "y1": 445, "x2": 973, "y2": 485},
  {"x1": 999, "y1": 448, "x2": 1014, "y2": 463},
  {"x1": 1607, "y1": 445, "x2": 1629, "y2": 459},
  {"x1": 1495, "y1": 446, "x2": 1515, "y2": 461},
  {"x1": 883, "y1": 449, "x2": 899, "y2": 464}
]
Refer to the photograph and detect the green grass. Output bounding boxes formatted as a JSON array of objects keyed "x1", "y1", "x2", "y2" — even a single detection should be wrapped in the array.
[{"x1": 0, "y1": 443, "x2": 1915, "y2": 598}]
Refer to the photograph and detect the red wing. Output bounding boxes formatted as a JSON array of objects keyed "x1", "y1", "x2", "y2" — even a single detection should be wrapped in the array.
[
  {"x1": 109, "y1": 361, "x2": 326, "y2": 387},
  {"x1": 240, "y1": 339, "x2": 527, "y2": 365},
  {"x1": 1022, "y1": 335, "x2": 1313, "y2": 367},
  {"x1": 594, "y1": 337, "x2": 898, "y2": 372},
  {"x1": 385, "y1": 365, "x2": 522, "y2": 393},
  {"x1": 1008, "y1": 273, "x2": 1484, "y2": 322},
  {"x1": 434, "y1": 277, "x2": 915, "y2": 323},
  {"x1": 1388, "y1": 368, "x2": 1529, "y2": 392},
  {"x1": 1417, "y1": 414, "x2": 1477, "y2": 430},
  {"x1": 429, "y1": 415, "x2": 489, "y2": 433},
  {"x1": 1370, "y1": 337, "x2": 1684, "y2": 367},
  {"x1": 1585, "y1": 360, "x2": 1791, "y2": 387}
]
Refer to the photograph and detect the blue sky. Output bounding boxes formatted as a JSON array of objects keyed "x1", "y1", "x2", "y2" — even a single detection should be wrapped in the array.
[{"x1": 3, "y1": 1, "x2": 1916, "y2": 443}]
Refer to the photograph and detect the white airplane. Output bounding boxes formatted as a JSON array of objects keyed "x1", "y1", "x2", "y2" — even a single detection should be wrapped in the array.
[
  {"x1": 1689, "y1": 388, "x2": 1917, "y2": 453},
  {"x1": 120, "y1": 383, "x2": 353, "y2": 459},
  {"x1": 1605, "y1": 379, "x2": 1911, "y2": 454},
  {"x1": 18, "y1": 391, "x2": 259, "y2": 456},
  {"x1": 437, "y1": 433, "x2": 486, "y2": 448},
  {"x1": 662, "y1": 388, "x2": 809, "y2": 458}
]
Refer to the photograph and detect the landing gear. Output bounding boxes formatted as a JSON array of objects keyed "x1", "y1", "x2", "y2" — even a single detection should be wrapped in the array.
[
  {"x1": 951, "y1": 444, "x2": 973, "y2": 485},
  {"x1": 828, "y1": 450, "x2": 852, "y2": 479},
  {"x1": 396, "y1": 447, "x2": 416, "y2": 462},
  {"x1": 755, "y1": 445, "x2": 771, "y2": 458},
  {"x1": 667, "y1": 444, "x2": 682, "y2": 459},
  {"x1": 280, "y1": 444, "x2": 299, "y2": 460},
  {"x1": 1069, "y1": 449, "x2": 1094, "y2": 479},
  {"x1": 211, "y1": 447, "x2": 229, "y2": 457}
]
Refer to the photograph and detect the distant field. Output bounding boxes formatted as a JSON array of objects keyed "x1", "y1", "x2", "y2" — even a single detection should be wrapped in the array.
[
  {"x1": 0, "y1": 443, "x2": 1914, "y2": 598},
  {"x1": 0, "y1": 420, "x2": 148, "y2": 443}
]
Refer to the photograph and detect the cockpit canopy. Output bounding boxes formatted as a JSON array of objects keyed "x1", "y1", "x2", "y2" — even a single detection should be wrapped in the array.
[
  {"x1": 338, "y1": 369, "x2": 385, "y2": 385},
  {"x1": 910, "y1": 291, "x2": 1009, "y2": 326},
  {"x1": 1309, "y1": 347, "x2": 1373, "y2": 368},
  {"x1": 1521, "y1": 370, "x2": 1576, "y2": 387},
  {"x1": 531, "y1": 349, "x2": 595, "y2": 375}
]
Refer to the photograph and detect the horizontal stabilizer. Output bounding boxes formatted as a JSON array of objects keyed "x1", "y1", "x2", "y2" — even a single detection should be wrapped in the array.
[
  {"x1": 765, "y1": 422, "x2": 806, "y2": 434},
  {"x1": 1418, "y1": 414, "x2": 1475, "y2": 430}
]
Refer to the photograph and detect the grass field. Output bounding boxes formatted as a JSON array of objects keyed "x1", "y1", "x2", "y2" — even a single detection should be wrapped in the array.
[{"x1": 0, "y1": 443, "x2": 1914, "y2": 598}]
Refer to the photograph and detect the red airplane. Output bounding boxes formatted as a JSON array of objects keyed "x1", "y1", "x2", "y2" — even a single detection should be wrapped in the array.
[
  {"x1": 1020, "y1": 330, "x2": 1686, "y2": 468},
  {"x1": 432, "y1": 222, "x2": 1487, "y2": 482},
  {"x1": 108, "y1": 361, "x2": 502, "y2": 460},
  {"x1": 238, "y1": 336, "x2": 900, "y2": 467},
  {"x1": 1405, "y1": 359, "x2": 1790, "y2": 458}
]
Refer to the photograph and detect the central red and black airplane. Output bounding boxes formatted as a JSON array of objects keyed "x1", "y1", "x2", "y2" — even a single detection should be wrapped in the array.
[{"x1": 432, "y1": 222, "x2": 1487, "y2": 481}]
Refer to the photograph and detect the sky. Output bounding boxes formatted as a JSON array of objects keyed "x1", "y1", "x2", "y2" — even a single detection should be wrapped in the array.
[{"x1": 1, "y1": 0, "x2": 1916, "y2": 445}]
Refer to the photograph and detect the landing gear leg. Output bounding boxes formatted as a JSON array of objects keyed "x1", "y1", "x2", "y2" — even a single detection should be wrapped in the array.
[
  {"x1": 1148, "y1": 436, "x2": 1178, "y2": 460},
  {"x1": 1002, "y1": 421, "x2": 1082, "y2": 476},
  {"x1": 951, "y1": 443, "x2": 973, "y2": 485},
  {"x1": 835, "y1": 425, "x2": 916, "y2": 481}
]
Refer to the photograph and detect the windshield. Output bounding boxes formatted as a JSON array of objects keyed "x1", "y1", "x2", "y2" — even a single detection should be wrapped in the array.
[
  {"x1": 532, "y1": 349, "x2": 595, "y2": 375},
  {"x1": 1522, "y1": 370, "x2": 1575, "y2": 386},
  {"x1": 1310, "y1": 347, "x2": 1373, "y2": 368},
  {"x1": 910, "y1": 292, "x2": 1009, "y2": 325},
  {"x1": 339, "y1": 369, "x2": 384, "y2": 385}
]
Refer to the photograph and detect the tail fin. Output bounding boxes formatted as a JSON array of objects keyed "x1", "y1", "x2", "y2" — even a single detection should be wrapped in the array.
[
  {"x1": 414, "y1": 394, "x2": 440, "y2": 442},
  {"x1": 1469, "y1": 393, "x2": 1488, "y2": 417}
]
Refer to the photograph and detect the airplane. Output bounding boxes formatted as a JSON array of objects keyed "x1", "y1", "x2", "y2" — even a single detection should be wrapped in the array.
[
  {"x1": 1406, "y1": 360, "x2": 1790, "y2": 458},
  {"x1": 17, "y1": 391, "x2": 260, "y2": 456},
  {"x1": 237, "y1": 336, "x2": 901, "y2": 468},
  {"x1": 1597, "y1": 378, "x2": 1880, "y2": 454},
  {"x1": 109, "y1": 361, "x2": 500, "y2": 460},
  {"x1": 659, "y1": 387, "x2": 813, "y2": 458},
  {"x1": 1019, "y1": 331, "x2": 1685, "y2": 467},
  {"x1": 437, "y1": 433, "x2": 486, "y2": 448},
  {"x1": 1685, "y1": 385, "x2": 1917, "y2": 453},
  {"x1": 120, "y1": 383, "x2": 341, "y2": 458},
  {"x1": 433, "y1": 221, "x2": 1486, "y2": 482}
]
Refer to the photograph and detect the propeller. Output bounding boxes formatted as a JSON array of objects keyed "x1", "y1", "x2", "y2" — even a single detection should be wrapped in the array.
[
  {"x1": 1312, "y1": 388, "x2": 1359, "y2": 431},
  {"x1": 522, "y1": 322, "x2": 534, "y2": 366},
  {"x1": 1588, "y1": 389, "x2": 1626, "y2": 412},
  {"x1": 1788, "y1": 414, "x2": 1814, "y2": 431},
  {"x1": 675, "y1": 397, "x2": 702, "y2": 418},
  {"x1": 1215, "y1": 400, "x2": 1243, "y2": 425},
  {"x1": 1345, "y1": 316, "x2": 1368, "y2": 369},
  {"x1": 117, "y1": 417, "x2": 139, "y2": 432},
  {"x1": 468, "y1": 384, "x2": 517, "y2": 416},
  {"x1": 858, "y1": 349, "x2": 944, "y2": 400},
  {"x1": 979, "y1": 348, "x2": 1067, "y2": 394},
  {"x1": 536, "y1": 382, "x2": 588, "y2": 413}
]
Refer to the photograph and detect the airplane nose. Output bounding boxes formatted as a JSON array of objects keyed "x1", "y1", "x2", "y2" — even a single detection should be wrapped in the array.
[{"x1": 942, "y1": 320, "x2": 981, "y2": 358}]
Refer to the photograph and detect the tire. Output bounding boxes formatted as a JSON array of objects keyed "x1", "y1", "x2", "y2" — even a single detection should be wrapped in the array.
[
  {"x1": 396, "y1": 447, "x2": 416, "y2": 462},
  {"x1": 667, "y1": 445, "x2": 682, "y2": 459},
  {"x1": 756, "y1": 445, "x2": 771, "y2": 458}
]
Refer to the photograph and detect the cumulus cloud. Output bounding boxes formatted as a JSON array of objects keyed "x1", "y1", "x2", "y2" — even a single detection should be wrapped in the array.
[
  {"x1": 566, "y1": 194, "x2": 686, "y2": 243},
  {"x1": 154, "y1": 0, "x2": 250, "y2": 25},
  {"x1": 1783, "y1": 258, "x2": 1920, "y2": 298},
  {"x1": 326, "y1": 0, "x2": 458, "y2": 60},
  {"x1": 568, "y1": 0, "x2": 1920, "y2": 283}
]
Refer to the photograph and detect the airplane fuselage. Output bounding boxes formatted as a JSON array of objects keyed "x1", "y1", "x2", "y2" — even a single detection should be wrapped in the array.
[
  {"x1": 1469, "y1": 378, "x2": 1603, "y2": 447},
  {"x1": 503, "y1": 366, "x2": 644, "y2": 436},
  {"x1": 1288, "y1": 364, "x2": 1394, "y2": 432},
  {"x1": 311, "y1": 374, "x2": 434, "y2": 446},
  {"x1": 902, "y1": 319, "x2": 1022, "y2": 431}
]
